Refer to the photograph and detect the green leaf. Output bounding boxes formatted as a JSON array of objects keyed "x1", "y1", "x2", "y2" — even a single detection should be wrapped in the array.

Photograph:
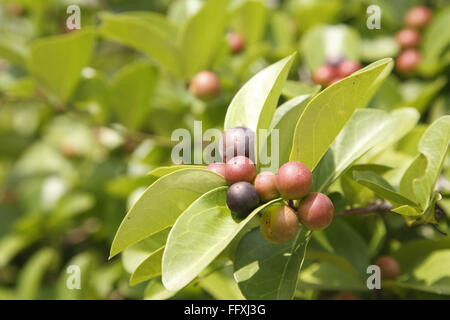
[
  {"x1": 148, "y1": 165, "x2": 206, "y2": 178},
  {"x1": 130, "y1": 247, "x2": 164, "y2": 286},
  {"x1": 0, "y1": 37, "x2": 28, "y2": 67},
  {"x1": 299, "y1": 262, "x2": 367, "y2": 292},
  {"x1": 387, "y1": 238, "x2": 450, "y2": 295},
  {"x1": 361, "y1": 108, "x2": 420, "y2": 161},
  {"x1": 301, "y1": 24, "x2": 360, "y2": 71},
  {"x1": 281, "y1": 81, "x2": 321, "y2": 99},
  {"x1": 311, "y1": 219, "x2": 370, "y2": 275},
  {"x1": 230, "y1": 0, "x2": 267, "y2": 46},
  {"x1": 289, "y1": 58, "x2": 394, "y2": 170},
  {"x1": 360, "y1": 37, "x2": 400, "y2": 62},
  {"x1": 111, "y1": 61, "x2": 158, "y2": 129},
  {"x1": 264, "y1": 94, "x2": 313, "y2": 169},
  {"x1": 178, "y1": 0, "x2": 230, "y2": 79},
  {"x1": 234, "y1": 227, "x2": 311, "y2": 300},
  {"x1": 110, "y1": 169, "x2": 226, "y2": 258},
  {"x1": 312, "y1": 108, "x2": 418, "y2": 193},
  {"x1": 421, "y1": 6, "x2": 450, "y2": 68},
  {"x1": 400, "y1": 78, "x2": 447, "y2": 114},
  {"x1": 162, "y1": 187, "x2": 280, "y2": 291},
  {"x1": 198, "y1": 263, "x2": 245, "y2": 300},
  {"x1": 353, "y1": 170, "x2": 419, "y2": 209},
  {"x1": 16, "y1": 248, "x2": 57, "y2": 300},
  {"x1": 99, "y1": 12, "x2": 182, "y2": 78},
  {"x1": 224, "y1": 53, "x2": 296, "y2": 163},
  {"x1": 27, "y1": 28, "x2": 96, "y2": 102},
  {"x1": 144, "y1": 277, "x2": 178, "y2": 300},
  {"x1": 399, "y1": 116, "x2": 450, "y2": 210},
  {"x1": 121, "y1": 228, "x2": 170, "y2": 274}
]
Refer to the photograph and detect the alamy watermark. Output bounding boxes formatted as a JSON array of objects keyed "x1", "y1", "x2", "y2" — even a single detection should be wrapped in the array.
[
  {"x1": 66, "y1": 265, "x2": 81, "y2": 290},
  {"x1": 366, "y1": 5, "x2": 381, "y2": 30},
  {"x1": 171, "y1": 121, "x2": 280, "y2": 172}
]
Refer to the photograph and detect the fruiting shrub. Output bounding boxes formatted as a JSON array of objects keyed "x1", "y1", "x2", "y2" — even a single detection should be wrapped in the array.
[
  {"x1": 298, "y1": 192, "x2": 334, "y2": 230},
  {"x1": 276, "y1": 161, "x2": 313, "y2": 199},
  {"x1": 226, "y1": 181, "x2": 260, "y2": 219},
  {"x1": 260, "y1": 204, "x2": 299, "y2": 244}
]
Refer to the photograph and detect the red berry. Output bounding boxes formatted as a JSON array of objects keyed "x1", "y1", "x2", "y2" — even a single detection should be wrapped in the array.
[
  {"x1": 260, "y1": 205, "x2": 299, "y2": 244},
  {"x1": 205, "y1": 163, "x2": 226, "y2": 177},
  {"x1": 336, "y1": 60, "x2": 362, "y2": 78},
  {"x1": 227, "y1": 32, "x2": 245, "y2": 54},
  {"x1": 298, "y1": 193, "x2": 334, "y2": 230},
  {"x1": 374, "y1": 256, "x2": 401, "y2": 280},
  {"x1": 225, "y1": 156, "x2": 256, "y2": 185},
  {"x1": 254, "y1": 172, "x2": 279, "y2": 202},
  {"x1": 404, "y1": 6, "x2": 432, "y2": 29},
  {"x1": 396, "y1": 49, "x2": 421, "y2": 73},
  {"x1": 312, "y1": 64, "x2": 337, "y2": 86},
  {"x1": 276, "y1": 161, "x2": 312, "y2": 200},
  {"x1": 189, "y1": 71, "x2": 220, "y2": 100},
  {"x1": 395, "y1": 28, "x2": 421, "y2": 49}
]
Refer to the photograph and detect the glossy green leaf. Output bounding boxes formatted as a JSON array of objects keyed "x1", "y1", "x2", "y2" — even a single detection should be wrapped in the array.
[
  {"x1": 199, "y1": 263, "x2": 245, "y2": 300},
  {"x1": 110, "y1": 169, "x2": 226, "y2": 258},
  {"x1": 299, "y1": 262, "x2": 367, "y2": 292},
  {"x1": 353, "y1": 170, "x2": 419, "y2": 209},
  {"x1": 144, "y1": 277, "x2": 178, "y2": 300},
  {"x1": 121, "y1": 228, "x2": 170, "y2": 275},
  {"x1": 399, "y1": 116, "x2": 450, "y2": 210},
  {"x1": 224, "y1": 53, "x2": 296, "y2": 163},
  {"x1": 99, "y1": 12, "x2": 182, "y2": 78},
  {"x1": 311, "y1": 219, "x2": 369, "y2": 275},
  {"x1": 148, "y1": 165, "x2": 206, "y2": 178},
  {"x1": 111, "y1": 61, "x2": 158, "y2": 129},
  {"x1": 27, "y1": 29, "x2": 96, "y2": 102},
  {"x1": 289, "y1": 58, "x2": 394, "y2": 170},
  {"x1": 264, "y1": 94, "x2": 313, "y2": 170},
  {"x1": 281, "y1": 81, "x2": 321, "y2": 99},
  {"x1": 178, "y1": 0, "x2": 230, "y2": 79},
  {"x1": 234, "y1": 227, "x2": 311, "y2": 300},
  {"x1": 162, "y1": 187, "x2": 281, "y2": 291},
  {"x1": 130, "y1": 247, "x2": 164, "y2": 286},
  {"x1": 312, "y1": 108, "x2": 418, "y2": 193}
]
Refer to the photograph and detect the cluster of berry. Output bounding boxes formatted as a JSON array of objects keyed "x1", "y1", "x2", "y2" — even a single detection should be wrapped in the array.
[
  {"x1": 206, "y1": 126, "x2": 334, "y2": 244},
  {"x1": 395, "y1": 6, "x2": 433, "y2": 73},
  {"x1": 312, "y1": 58, "x2": 362, "y2": 88}
]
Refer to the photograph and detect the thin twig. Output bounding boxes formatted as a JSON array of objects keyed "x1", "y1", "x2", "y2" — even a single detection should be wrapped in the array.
[{"x1": 337, "y1": 201, "x2": 394, "y2": 217}]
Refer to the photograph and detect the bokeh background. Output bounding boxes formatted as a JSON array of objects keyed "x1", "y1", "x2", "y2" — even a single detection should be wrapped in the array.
[{"x1": 0, "y1": 0, "x2": 449, "y2": 300}]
